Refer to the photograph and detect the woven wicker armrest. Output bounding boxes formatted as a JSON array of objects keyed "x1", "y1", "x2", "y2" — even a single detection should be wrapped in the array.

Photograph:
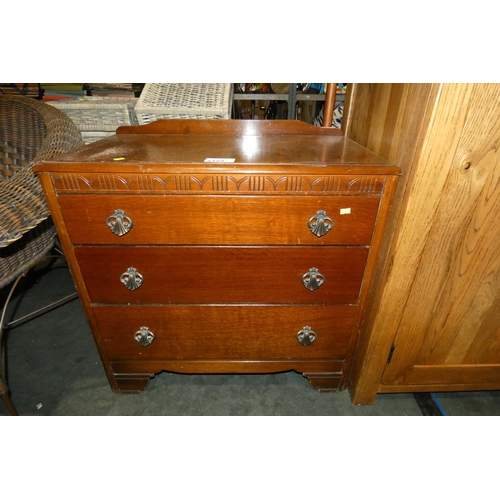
[
  {"x1": 0, "y1": 96, "x2": 84, "y2": 248},
  {"x1": 0, "y1": 171, "x2": 52, "y2": 247},
  {"x1": 27, "y1": 105, "x2": 85, "y2": 165}
]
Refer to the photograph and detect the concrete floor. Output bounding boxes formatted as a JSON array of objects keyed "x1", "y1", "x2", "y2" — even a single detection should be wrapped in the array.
[{"x1": 2, "y1": 259, "x2": 500, "y2": 417}]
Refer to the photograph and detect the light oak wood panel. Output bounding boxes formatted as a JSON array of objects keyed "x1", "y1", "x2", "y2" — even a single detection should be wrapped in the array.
[
  {"x1": 383, "y1": 84, "x2": 500, "y2": 385},
  {"x1": 382, "y1": 364, "x2": 500, "y2": 388},
  {"x1": 344, "y1": 84, "x2": 436, "y2": 165},
  {"x1": 345, "y1": 83, "x2": 500, "y2": 403},
  {"x1": 343, "y1": 84, "x2": 441, "y2": 402}
]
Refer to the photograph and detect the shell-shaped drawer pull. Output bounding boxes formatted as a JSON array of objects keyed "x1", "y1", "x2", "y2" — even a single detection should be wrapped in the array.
[
  {"x1": 308, "y1": 210, "x2": 333, "y2": 238},
  {"x1": 120, "y1": 267, "x2": 144, "y2": 290},
  {"x1": 134, "y1": 326, "x2": 155, "y2": 347},
  {"x1": 106, "y1": 209, "x2": 133, "y2": 236},
  {"x1": 302, "y1": 268, "x2": 325, "y2": 291},
  {"x1": 296, "y1": 326, "x2": 317, "y2": 346}
]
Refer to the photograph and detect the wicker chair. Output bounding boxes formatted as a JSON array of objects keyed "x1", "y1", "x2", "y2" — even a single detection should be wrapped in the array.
[{"x1": 0, "y1": 94, "x2": 84, "y2": 415}]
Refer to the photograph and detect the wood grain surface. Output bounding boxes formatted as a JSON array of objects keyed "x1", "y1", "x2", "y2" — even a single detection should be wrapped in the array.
[
  {"x1": 75, "y1": 246, "x2": 369, "y2": 305},
  {"x1": 59, "y1": 194, "x2": 381, "y2": 246},
  {"x1": 92, "y1": 304, "x2": 356, "y2": 361},
  {"x1": 36, "y1": 119, "x2": 399, "y2": 394},
  {"x1": 345, "y1": 83, "x2": 500, "y2": 402}
]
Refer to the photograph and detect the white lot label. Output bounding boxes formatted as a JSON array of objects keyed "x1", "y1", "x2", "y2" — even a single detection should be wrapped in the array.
[
  {"x1": 204, "y1": 158, "x2": 236, "y2": 163},
  {"x1": 340, "y1": 208, "x2": 351, "y2": 215}
]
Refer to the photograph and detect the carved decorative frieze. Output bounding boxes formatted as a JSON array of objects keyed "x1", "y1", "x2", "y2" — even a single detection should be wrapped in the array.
[{"x1": 51, "y1": 174, "x2": 386, "y2": 194}]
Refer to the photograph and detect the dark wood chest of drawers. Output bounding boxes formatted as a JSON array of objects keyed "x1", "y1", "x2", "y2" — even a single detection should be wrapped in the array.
[{"x1": 35, "y1": 119, "x2": 400, "y2": 393}]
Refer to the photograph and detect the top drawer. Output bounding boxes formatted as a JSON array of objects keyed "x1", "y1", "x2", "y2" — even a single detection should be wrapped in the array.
[{"x1": 58, "y1": 194, "x2": 381, "y2": 246}]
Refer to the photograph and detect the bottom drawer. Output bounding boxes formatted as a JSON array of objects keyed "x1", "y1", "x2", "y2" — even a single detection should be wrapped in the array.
[{"x1": 92, "y1": 305, "x2": 357, "y2": 361}]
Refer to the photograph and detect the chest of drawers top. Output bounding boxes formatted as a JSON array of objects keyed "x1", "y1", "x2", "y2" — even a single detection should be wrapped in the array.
[{"x1": 37, "y1": 119, "x2": 398, "y2": 178}]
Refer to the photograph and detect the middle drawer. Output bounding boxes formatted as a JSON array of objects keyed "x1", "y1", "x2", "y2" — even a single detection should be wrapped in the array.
[{"x1": 75, "y1": 246, "x2": 369, "y2": 304}]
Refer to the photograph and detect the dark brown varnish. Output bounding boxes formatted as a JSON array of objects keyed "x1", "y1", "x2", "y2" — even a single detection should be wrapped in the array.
[{"x1": 35, "y1": 119, "x2": 399, "y2": 393}]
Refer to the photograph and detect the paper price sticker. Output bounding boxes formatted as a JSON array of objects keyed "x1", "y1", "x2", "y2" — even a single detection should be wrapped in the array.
[
  {"x1": 204, "y1": 158, "x2": 236, "y2": 163},
  {"x1": 340, "y1": 208, "x2": 351, "y2": 215}
]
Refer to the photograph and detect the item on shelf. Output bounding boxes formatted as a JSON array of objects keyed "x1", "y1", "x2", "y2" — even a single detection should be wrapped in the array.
[
  {"x1": 82, "y1": 83, "x2": 138, "y2": 98},
  {"x1": 312, "y1": 102, "x2": 344, "y2": 128},
  {"x1": 41, "y1": 83, "x2": 86, "y2": 100},
  {"x1": 83, "y1": 83, "x2": 134, "y2": 92},
  {"x1": 244, "y1": 83, "x2": 270, "y2": 93},
  {"x1": 313, "y1": 84, "x2": 348, "y2": 95},
  {"x1": 264, "y1": 101, "x2": 277, "y2": 119},
  {"x1": 271, "y1": 83, "x2": 311, "y2": 94},
  {"x1": 271, "y1": 83, "x2": 289, "y2": 94},
  {"x1": 0, "y1": 83, "x2": 43, "y2": 99},
  {"x1": 134, "y1": 83, "x2": 233, "y2": 125}
]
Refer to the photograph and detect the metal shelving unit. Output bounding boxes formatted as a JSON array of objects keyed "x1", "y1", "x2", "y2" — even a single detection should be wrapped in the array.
[{"x1": 232, "y1": 84, "x2": 345, "y2": 120}]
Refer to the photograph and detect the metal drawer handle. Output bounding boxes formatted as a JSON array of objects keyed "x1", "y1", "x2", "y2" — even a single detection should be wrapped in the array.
[
  {"x1": 308, "y1": 210, "x2": 333, "y2": 238},
  {"x1": 120, "y1": 267, "x2": 144, "y2": 290},
  {"x1": 296, "y1": 326, "x2": 317, "y2": 346},
  {"x1": 302, "y1": 268, "x2": 325, "y2": 291},
  {"x1": 134, "y1": 326, "x2": 155, "y2": 347},
  {"x1": 106, "y1": 209, "x2": 133, "y2": 236}
]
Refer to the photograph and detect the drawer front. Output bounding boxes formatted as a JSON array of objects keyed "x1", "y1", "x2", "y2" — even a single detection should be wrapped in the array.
[
  {"x1": 76, "y1": 246, "x2": 369, "y2": 305},
  {"x1": 92, "y1": 305, "x2": 356, "y2": 361},
  {"x1": 59, "y1": 194, "x2": 380, "y2": 245}
]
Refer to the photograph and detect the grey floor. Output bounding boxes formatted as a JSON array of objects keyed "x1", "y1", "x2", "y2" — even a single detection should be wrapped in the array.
[{"x1": 2, "y1": 257, "x2": 500, "y2": 416}]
